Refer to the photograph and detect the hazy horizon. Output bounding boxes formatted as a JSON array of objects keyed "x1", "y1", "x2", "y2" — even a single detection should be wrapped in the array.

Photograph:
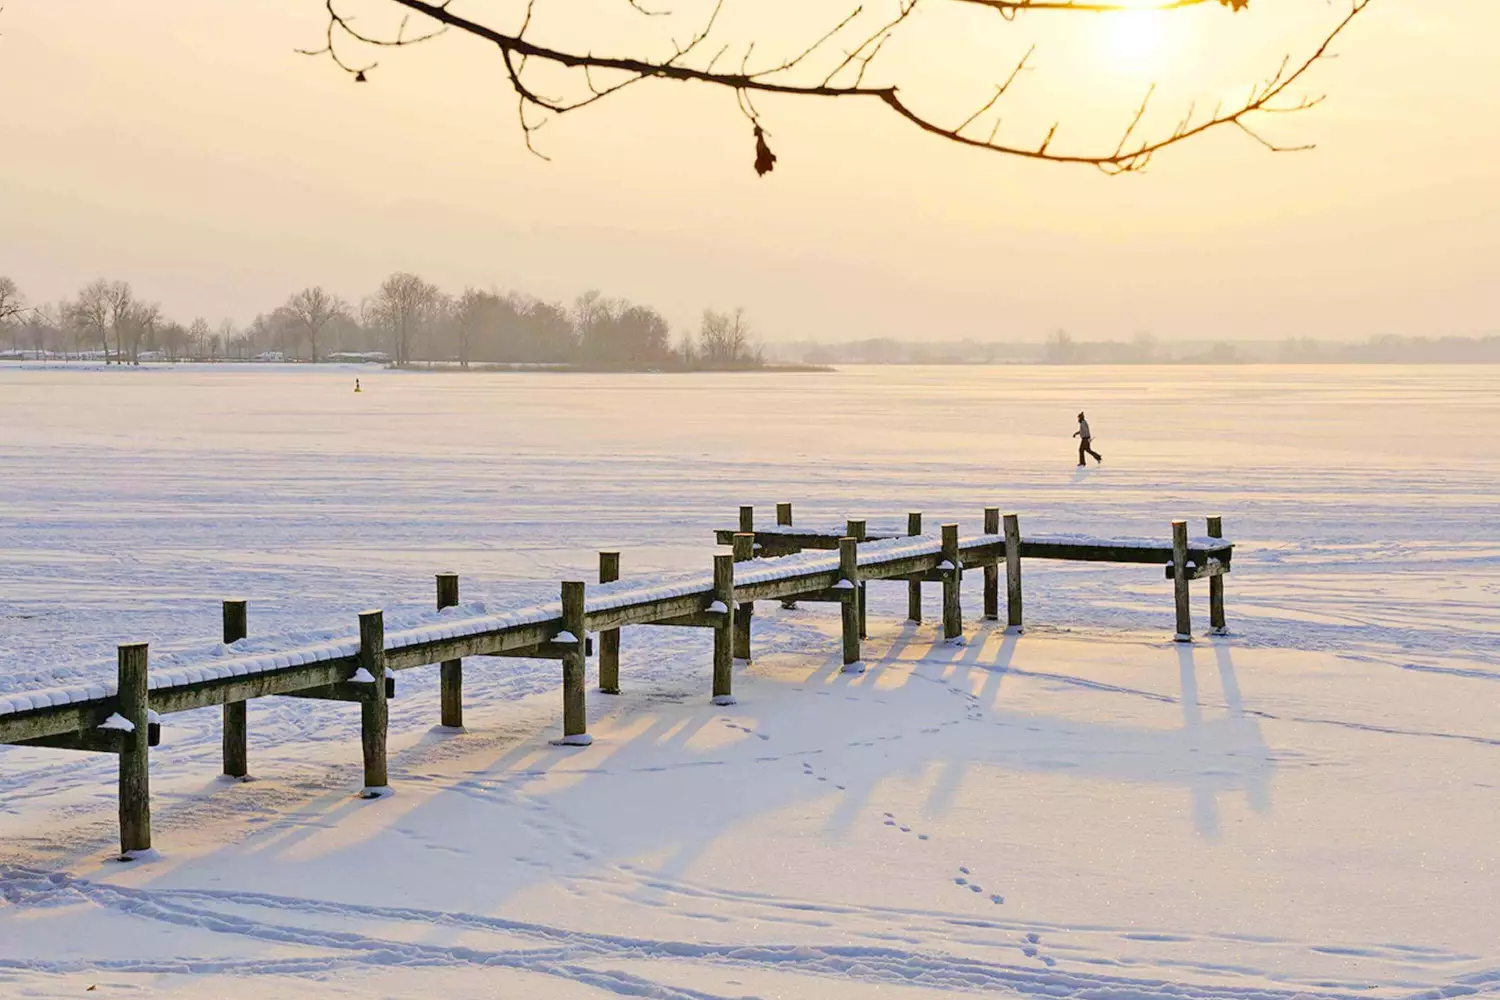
[{"x1": 2, "y1": 1, "x2": 1496, "y2": 343}]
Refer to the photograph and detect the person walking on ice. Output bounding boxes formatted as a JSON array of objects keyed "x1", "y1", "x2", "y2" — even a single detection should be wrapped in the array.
[{"x1": 1074, "y1": 411, "x2": 1102, "y2": 466}]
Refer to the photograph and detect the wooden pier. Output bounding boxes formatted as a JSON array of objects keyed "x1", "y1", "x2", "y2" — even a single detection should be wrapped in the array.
[{"x1": 0, "y1": 505, "x2": 1233, "y2": 858}]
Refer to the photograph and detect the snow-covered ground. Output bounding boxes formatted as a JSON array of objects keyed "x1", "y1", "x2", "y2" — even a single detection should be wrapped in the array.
[{"x1": 1, "y1": 362, "x2": 1497, "y2": 999}]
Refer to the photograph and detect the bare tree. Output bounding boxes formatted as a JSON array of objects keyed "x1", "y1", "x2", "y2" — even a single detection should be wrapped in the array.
[
  {"x1": 103, "y1": 281, "x2": 135, "y2": 364},
  {"x1": 285, "y1": 286, "x2": 348, "y2": 362},
  {"x1": 72, "y1": 280, "x2": 114, "y2": 362},
  {"x1": 189, "y1": 317, "x2": 212, "y2": 359},
  {"x1": 123, "y1": 300, "x2": 160, "y2": 365},
  {"x1": 303, "y1": 0, "x2": 1369, "y2": 175},
  {"x1": 371, "y1": 271, "x2": 439, "y2": 366},
  {"x1": 0, "y1": 276, "x2": 24, "y2": 327},
  {"x1": 697, "y1": 307, "x2": 757, "y2": 367}
]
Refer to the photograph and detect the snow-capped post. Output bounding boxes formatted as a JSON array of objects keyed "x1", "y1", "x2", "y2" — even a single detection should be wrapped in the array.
[
  {"x1": 436, "y1": 573, "x2": 462, "y2": 728},
  {"x1": 983, "y1": 508, "x2": 1001, "y2": 621},
  {"x1": 117, "y1": 641, "x2": 151, "y2": 858},
  {"x1": 221, "y1": 599, "x2": 249, "y2": 779},
  {"x1": 358, "y1": 610, "x2": 390, "y2": 795},
  {"x1": 598, "y1": 553, "x2": 621, "y2": 694},
  {"x1": 732, "y1": 533, "x2": 755, "y2": 661},
  {"x1": 1004, "y1": 514, "x2": 1023, "y2": 632},
  {"x1": 907, "y1": 512, "x2": 923, "y2": 623},
  {"x1": 1172, "y1": 521, "x2": 1192, "y2": 642},
  {"x1": 941, "y1": 524, "x2": 962, "y2": 641},
  {"x1": 777, "y1": 503, "x2": 797, "y2": 609},
  {"x1": 1207, "y1": 516, "x2": 1226, "y2": 634},
  {"x1": 712, "y1": 555, "x2": 737, "y2": 704},
  {"x1": 839, "y1": 536, "x2": 862, "y2": 670},
  {"x1": 559, "y1": 580, "x2": 591, "y2": 743},
  {"x1": 847, "y1": 518, "x2": 868, "y2": 639}
]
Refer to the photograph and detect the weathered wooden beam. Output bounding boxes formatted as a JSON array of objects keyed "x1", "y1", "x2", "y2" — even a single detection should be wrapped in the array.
[
  {"x1": 13, "y1": 726, "x2": 158, "y2": 754},
  {"x1": 840, "y1": 536, "x2": 862, "y2": 671},
  {"x1": 148, "y1": 657, "x2": 357, "y2": 716},
  {"x1": 282, "y1": 677, "x2": 394, "y2": 702},
  {"x1": 1172, "y1": 521, "x2": 1192, "y2": 642},
  {"x1": 358, "y1": 611, "x2": 390, "y2": 796},
  {"x1": 732, "y1": 570, "x2": 843, "y2": 604},
  {"x1": 983, "y1": 508, "x2": 1001, "y2": 620},
  {"x1": 585, "y1": 593, "x2": 707, "y2": 632},
  {"x1": 1208, "y1": 515, "x2": 1227, "y2": 634},
  {"x1": 1165, "y1": 561, "x2": 1229, "y2": 581},
  {"x1": 941, "y1": 524, "x2": 962, "y2": 641},
  {"x1": 847, "y1": 519, "x2": 868, "y2": 640},
  {"x1": 437, "y1": 573, "x2": 463, "y2": 729},
  {"x1": 907, "y1": 511, "x2": 923, "y2": 623},
  {"x1": 598, "y1": 552, "x2": 621, "y2": 694},
  {"x1": 384, "y1": 621, "x2": 559, "y2": 671},
  {"x1": 733, "y1": 533, "x2": 755, "y2": 661},
  {"x1": 638, "y1": 611, "x2": 728, "y2": 628},
  {"x1": 712, "y1": 554, "x2": 736, "y2": 705},
  {"x1": 117, "y1": 642, "x2": 151, "y2": 858},
  {"x1": 557, "y1": 581, "x2": 591, "y2": 745},
  {"x1": 484, "y1": 637, "x2": 594, "y2": 658},
  {"x1": 222, "y1": 598, "x2": 249, "y2": 779},
  {"x1": 1004, "y1": 513, "x2": 1023, "y2": 632},
  {"x1": 775, "y1": 588, "x2": 855, "y2": 605},
  {"x1": 0, "y1": 702, "x2": 119, "y2": 747}
]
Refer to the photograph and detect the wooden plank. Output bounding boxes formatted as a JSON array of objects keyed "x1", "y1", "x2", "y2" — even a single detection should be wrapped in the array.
[
  {"x1": 585, "y1": 593, "x2": 708, "y2": 632},
  {"x1": 983, "y1": 508, "x2": 1000, "y2": 620},
  {"x1": 712, "y1": 555, "x2": 736, "y2": 704},
  {"x1": 485, "y1": 637, "x2": 594, "y2": 658},
  {"x1": 14, "y1": 730, "x2": 126, "y2": 754},
  {"x1": 732, "y1": 533, "x2": 755, "y2": 661},
  {"x1": 222, "y1": 599, "x2": 249, "y2": 779},
  {"x1": 1165, "y1": 561, "x2": 1229, "y2": 580},
  {"x1": 0, "y1": 701, "x2": 120, "y2": 746},
  {"x1": 598, "y1": 552, "x2": 621, "y2": 694},
  {"x1": 941, "y1": 524, "x2": 962, "y2": 641},
  {"x1": 281, "y1": 677, "x2": 393, "y2": 702},
  {"x1": 840, "y1": 536, "x2": 861, "y2": 670},
  {"x1": 637, "y1": 611, "x2": 727, "y2": 628},
  {"x1": 1207, "y1": 515, "x2": 1227, "y2": 634},
  {"x1": 384, "y1": 621, "x2": 560, "y2": 671},
  {"x1": 1019, "y1": 540, "x2": 1232, "y2": 566},
  {"x1": 907, "y1": 512, "x2": 923, "y2": 623},
  {"x1": 437, "y1": 573, "x2": 462, "y2": 729},
  {"x1": 560, "y1": 581, "x2": 589, "y2": 742},
  {"x1": 117, "y1": 642, "x2": 151, "y2": 857},
  {"x1": 1004, "y1": 513, "x2": 1023, "y2": 631},
  {"x1": 359, "y1": 611, "x2": 389, "y2": 794},
  {"x1": 148, "y1": 658, "x2": 357, "y2": 716},
  {"x1": 732, "y1": 571, "x2": 842, "y2": 604},
  {"x1": 1172, "y1": 521, "x2": 1192, "y2": 642}
]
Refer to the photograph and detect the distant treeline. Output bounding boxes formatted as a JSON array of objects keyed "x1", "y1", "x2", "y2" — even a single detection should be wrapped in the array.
[
  {"x1": 769, "y1": 330, "x2": 1500, "y2": 366},
  {"x1": 0, "y1": 273, "x2": 766, "y2": 370}
]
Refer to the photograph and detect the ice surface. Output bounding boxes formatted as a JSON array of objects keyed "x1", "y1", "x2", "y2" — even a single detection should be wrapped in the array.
[{"x1": 2, "y1": 363, "x2": 1498, "y2": 1000}]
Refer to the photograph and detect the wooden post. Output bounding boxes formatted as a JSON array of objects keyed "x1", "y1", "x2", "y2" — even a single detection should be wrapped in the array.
[
  {"x1": 847, "y1": 518, "x2": 868, "y2": 639},
  {"x1": 739, "y1": 504, "x2": 755, "y2": 535},
  {"x1": 839, "y1": 536, "x2": 862, "y2": 670},
  {"x1": 712, "y1": 554, "x2": 737, "y2": 704},
  {"x1": 941, "y1": 523, "x2": 962, "y2": 641},
  {"x1": 907, "y1": 512, "x2": 923, "y2": 623},
  {"x1": 358, "y1": 611, "x2": 389, "y2": 794},
  {"x1": 1172, "y1": 520, "x2": 1192, "y2": 642},
  {"x1": 983, "y1": 507, "x2": 1000, "y2": 620},
  {"x1": 598, "y1": 552, "x2": 621, "y2": 693},
  {"x1": 732, "y1": 533, "x2": 755, "y2": 661},
  {"x1": 1004, "y1": 513, "x2": 1023, "y2": 632},
  {"x1": 777, "y1": 503, "x2": 796, "y2": 609},
  {"x1": 117, "y1": 642, "x2": 151, "y2": 857},
  {"x1": 221, "y1": 600, "x2": 248, "y2": 779},
  {"x1": 559, "y1": 581, "x2": 591, "y2": 743},
  {"x1": 436, "y1": 573, "x2": 462, "y2": 728},
  {"x1": 1207, "y1": 516, "x2": 1226, "y2": 634}
]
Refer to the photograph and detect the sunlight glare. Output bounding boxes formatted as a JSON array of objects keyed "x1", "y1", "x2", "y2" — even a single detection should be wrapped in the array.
[{"x1": 1103, "y1": 8, "x2": 1170, "y2": 74}]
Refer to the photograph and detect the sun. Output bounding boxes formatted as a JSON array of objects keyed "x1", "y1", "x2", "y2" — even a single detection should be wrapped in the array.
[{"x1": 1103, "y1": 8, "x2": 1170, "y2": 73}]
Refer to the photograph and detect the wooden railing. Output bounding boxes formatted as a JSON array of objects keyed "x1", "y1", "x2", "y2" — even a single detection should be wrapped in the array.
[{"x1": 0, "y1": 504, "x2": 1233, "y2": 859}]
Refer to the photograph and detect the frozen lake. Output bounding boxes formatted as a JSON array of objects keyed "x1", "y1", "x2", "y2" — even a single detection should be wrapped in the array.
[
  {"x1": 3, "y1": 362, "x2": 1497, "y2": 688},
  {"x1": 1, "y1": 362, "x2": 1498, "y2": 1000}
]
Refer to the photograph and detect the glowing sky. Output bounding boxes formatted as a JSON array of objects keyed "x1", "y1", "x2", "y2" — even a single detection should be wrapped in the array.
[{"x1": 1, "y1": 0, "x2": 1495, "y2": 342}]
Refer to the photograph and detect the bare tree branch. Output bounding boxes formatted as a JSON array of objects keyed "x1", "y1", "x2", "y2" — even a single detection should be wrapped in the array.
[{"x1": 303, "y1": 0, "x2": 1370, "y2": 175}]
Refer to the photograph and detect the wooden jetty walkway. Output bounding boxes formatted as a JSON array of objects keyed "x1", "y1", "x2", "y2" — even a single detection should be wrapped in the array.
[{"x1": 0, "y1": 505, "x2": 1233, "y2": 858}]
